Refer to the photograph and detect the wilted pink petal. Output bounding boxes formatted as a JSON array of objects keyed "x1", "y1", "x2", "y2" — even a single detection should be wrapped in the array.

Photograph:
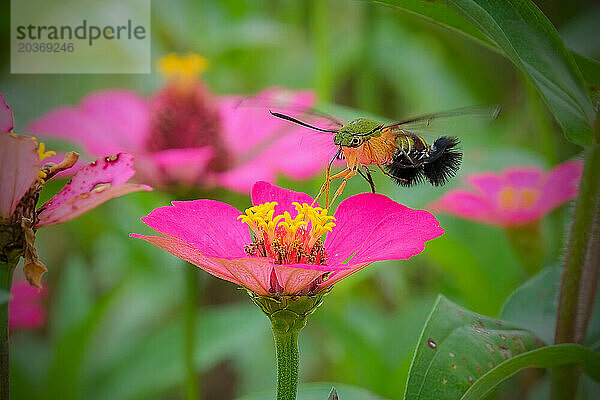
[
  {"x1": 133, "y1": 181, "x2": 442, "y2": 296},
  {"x1": 326, "y1": 193, "x2": 444, "y2": 265},
  {"x1": 0, "y1": 94, "x2": 14, "y2": 132},
  {"x1": 9, "y1": 279, "x2": 46, "y2": 330},
  {"x1": 428, "y1": 161, "x2": 583, "y2": 227},
  {"x1": 36, "y1": 153, "x2": 151, "y2": 227},
  {"x1": 0, "y1": 133, "x2": 40, "y2": 220},
  {"x1": 28, "y1": 90, "x2": 149, "y2": 156}
]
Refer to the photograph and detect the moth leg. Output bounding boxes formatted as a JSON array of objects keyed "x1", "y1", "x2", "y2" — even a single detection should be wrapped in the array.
[
  {"x1": 376, "y1": 163, "x2": 408, "y2": 183},
  {"x1": 314, "y1": 168, "x2": 350, "y2": 207},
  {"x1": 357, "y1": 166, "x2": 376, "y2": 193},
  {"x1": 330, "y1": 168, "x2": 358, "y2": 206}
]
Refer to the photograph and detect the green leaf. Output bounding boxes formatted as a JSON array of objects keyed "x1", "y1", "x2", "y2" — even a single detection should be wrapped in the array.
[
  {"x1": 499, "y1": 265, "x2": 561, "y2": 344},
  {"x1": 461, "y1": 343, "x2": 600, "y2": 400},
  {"x1": 571, "y1": 52, "x2": 600, "y2": 89},
  {"x1": 404, "y1": 295, "x2": 543, "y2": 400},
  {"x1": 500, "y1": 265, "x2": 600, "y2": 349},
  {"x1": 237, "y1": 383, "x2": 388, "y2": 400},
  {"x1": 371, "y1": 0, "x2": 596, "y2": 146}
]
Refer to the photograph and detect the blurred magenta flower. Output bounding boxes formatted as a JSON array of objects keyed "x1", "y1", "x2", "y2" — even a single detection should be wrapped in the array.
[
  {"x1": 28, "y1": 53, "x2": 332, "y2": 192},
  {"x1": 428, "y1": 161, "x2": 583, "y2": 227},
  {"x1": 132, "y1": 181, "x2": 444, "y2": 296},
  {"x1": 0, "y1": 93, "x2": 152, "y2": 287},
  {"x1": 9, "y1": 279, "x2": 45, "y2": 330}
]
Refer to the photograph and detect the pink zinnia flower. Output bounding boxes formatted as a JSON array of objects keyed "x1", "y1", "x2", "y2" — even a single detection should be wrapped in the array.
[
  {"x1": 428, "y1": 161, "x2": 583, "y2": 227},
  {"x1": 28, "y1": 53, "x2": 333, "y2": 192},
  {"x1": 131, "y1": 181, "x2": 444, "y2": 296},
  {"x1": 9, "y1": 279, "x2": 46, "y2": 330},
  {"x1": 0, "y1": 94, "x2": 152, "y2": 287}
]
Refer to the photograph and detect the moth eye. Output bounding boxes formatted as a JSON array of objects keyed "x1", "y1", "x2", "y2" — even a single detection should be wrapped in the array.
[{"x1": 352, "y1": 137, "x2": 361, "y2": 145}]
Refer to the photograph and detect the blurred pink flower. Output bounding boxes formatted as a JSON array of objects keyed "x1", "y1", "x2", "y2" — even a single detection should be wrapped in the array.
[
  {"x1": 28, "y1": 55, "x2": 333, "y2": 192},
  {"x1": 428, "y1": 161, "x2": 583, "y2": 227},
  {"x1": 1, "y1": 93, "x2": 152, "y2": 287},
  {"x1": 132, "y1": 181, "x2": 444, "y2": 296},
  {"x1": 9, "y1": 279, "x2": 45, "y2": 330}
]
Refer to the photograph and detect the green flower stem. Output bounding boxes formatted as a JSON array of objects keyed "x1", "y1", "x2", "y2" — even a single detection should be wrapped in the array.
[
  {"x1": 272, "y1": 318, "x2": 302, "y2": 400},
  {"x1": 553, "y1": 141, "x2": 600, "y2": 400},
  {"x1": 505, "y1": 222, "x2": 544, "y2": 275},
  {"x1": 0, "y1": 257, "x2": 17, "y2": 400},
  {"x1": 249, "y1": 291, "x2": 328, "y2": 400},
  {"x1": 184, "y1": 266, "x2": 200, "y2": 400}
]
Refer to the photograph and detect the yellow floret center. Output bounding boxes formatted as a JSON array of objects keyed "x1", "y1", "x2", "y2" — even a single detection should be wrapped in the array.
[
  {"x1": 238, "y1": 202, "x2": 335, "y2": 265},
  {"x1": 31, "y1": 138, "x2": 56, "y2": 183},
  {"x1": 158, "y1": 52, "x2": 209, "y2": 81},
  {"x1": 499, "y1": 187, "x2": 540, "y2": 210},
  {"x1": 238, "y1": 202, "x2": 335, "y2": 245}
]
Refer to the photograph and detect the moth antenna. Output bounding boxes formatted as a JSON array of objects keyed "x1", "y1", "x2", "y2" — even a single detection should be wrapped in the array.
[{"x1": 269, "y1": 111, "x2": 338, "y2": 133}]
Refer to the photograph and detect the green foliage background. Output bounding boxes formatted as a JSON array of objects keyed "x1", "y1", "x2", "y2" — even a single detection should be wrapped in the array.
[{"x1": 1, "y1": 0, "x2": 599, "y2": 399}]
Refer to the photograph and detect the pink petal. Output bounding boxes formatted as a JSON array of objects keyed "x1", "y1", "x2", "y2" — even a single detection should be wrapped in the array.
[
  {"x1": 36, "y1": 153, "x2": 151, "y2": 227},
  {"x1": 212, "y1": 257, "x2": 273, "y2": 295},
  {"x1": 427, "y1": 190, "x2": 497, "y2": 224},
  {"x1": 79, "y1": 90, "x2": 149, "y2": 149},
  {"x1": 0, "y1": 94, "x2": 14, "y2": 132},
  {"x1": 139, "y1": 199, "x2": 250, "y2": 258},
  {"x1": 146, "y1": 147, "x2": 214, "y2": 186},
  {"x1": 0, "y1": 133, "x2": 40, "y2": 220},
  {"x1": 319, "y1": 262, "x2": 372, "y2": 289},
  {"x1": 467, "y1": 173, "x2": 504, "y2": 199},
  {"x1": 325, "y1": 193, "x2": 444, "y2": 265},
  {"x1": 9, "y1": 279, "x2": 46, "y2": 330},
  {"x1": 130, "y1": 234, "x2": 238, "y2": 283},
  {"x1": 27, "y1": 90, "x2": 149, "y2": 156},
  {"x1": 218, "y1": 88, "x2": 317, "y2": 157},
  {"x1": 233, "y1": 130, "x2": 339, "y2": 183},
  {"x1": 503, "y1": 167, "x2": 544, "y2": 189},
  {"x1": 251, "y1": 181, "x2": 318, "y2": 217},
  {"x1": 131, "y1": 234, "x2": 328, "y2": 296},
  {"x1": 538, "y1": 160, "x2": 583, "y2": 213},
  {"x1": 218, "y1": 88, "x2": 339, "y2": 187},
  {"x1": 214, "y1": 164, "x2": 276, "y2": 194},
  {"x1": 273, "y1": 264, "x2": 326, "y2": 295}
]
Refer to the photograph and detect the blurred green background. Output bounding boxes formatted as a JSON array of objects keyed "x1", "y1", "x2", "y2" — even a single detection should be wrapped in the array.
[{"x1": 1, "y1": 0, "x2": 599, "y2": 399}]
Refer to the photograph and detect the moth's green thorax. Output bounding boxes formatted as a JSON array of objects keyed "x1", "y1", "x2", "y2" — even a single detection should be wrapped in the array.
[{"x1": 334, "y1": 118, "x2": 383, "y2": 147}]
